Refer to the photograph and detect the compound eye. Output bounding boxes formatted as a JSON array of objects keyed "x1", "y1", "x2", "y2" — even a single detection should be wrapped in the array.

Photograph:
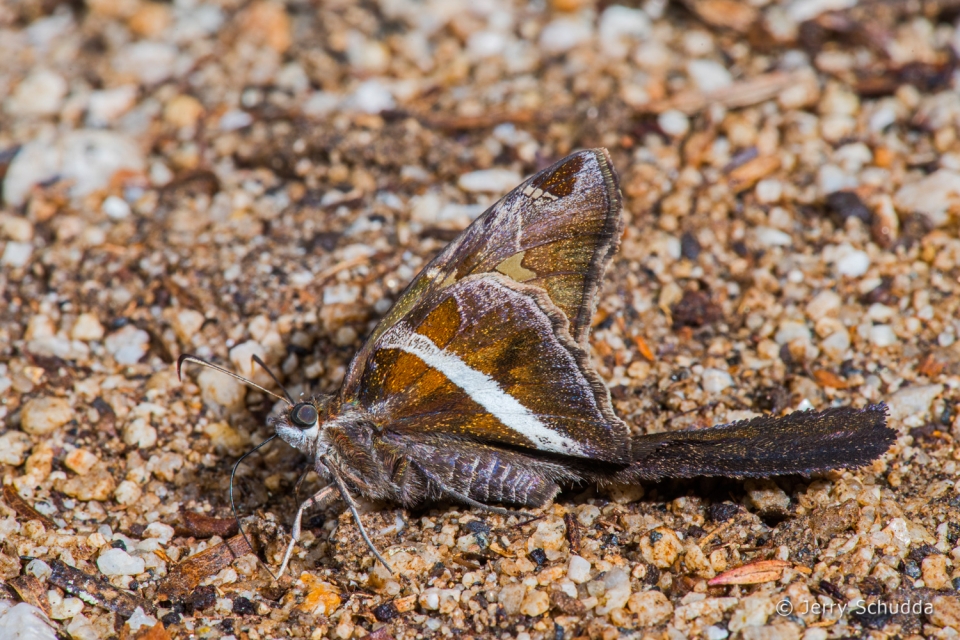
[{"x1": 291, "y1": 403, "x2": 318, "y2": 428}]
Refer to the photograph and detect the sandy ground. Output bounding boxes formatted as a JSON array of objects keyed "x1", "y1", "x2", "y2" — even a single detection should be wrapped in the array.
[{"x1": 2, "y1": 0, "x2": 960, "y2": 638}]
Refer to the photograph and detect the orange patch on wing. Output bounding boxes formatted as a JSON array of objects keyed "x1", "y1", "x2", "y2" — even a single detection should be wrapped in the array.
[
  {"x1": 379, "y1": 349, "x2": 429, "y2": 396},
  {"x1": 416, "y1": 297, "x2": 461, "y2": 349},
  {"x1": 528, "y1": 154, "x2": 584, "y2": 198}
]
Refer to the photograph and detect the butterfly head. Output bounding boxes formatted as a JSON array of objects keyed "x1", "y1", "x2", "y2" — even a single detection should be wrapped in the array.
[{"x1": 272, "y1": 396, "x2": 333, "y2": 456}]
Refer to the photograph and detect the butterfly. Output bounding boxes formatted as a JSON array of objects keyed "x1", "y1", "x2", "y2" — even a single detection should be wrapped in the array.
[{"x1": 180, "y1": 148, "x2": 894, "y2": 575}]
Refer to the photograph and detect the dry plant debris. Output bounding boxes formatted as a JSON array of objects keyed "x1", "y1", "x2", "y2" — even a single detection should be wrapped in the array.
[{"x1": 1, "y1": 0, "x2": 960, "y2": 638}]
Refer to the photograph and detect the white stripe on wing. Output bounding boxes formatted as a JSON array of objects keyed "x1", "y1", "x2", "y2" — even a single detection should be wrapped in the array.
[{"x1": 381, "y1": 330, "x2": 585, "y2": 457}]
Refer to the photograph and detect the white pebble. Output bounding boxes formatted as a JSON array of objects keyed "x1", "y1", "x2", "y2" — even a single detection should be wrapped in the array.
[
  {"x1": 805, "y1": 290, "x2": 841, "y2": 320},
  {"x1": 229, "y1": 340, "x2": 266, "y2": 380},
  {"x1": 114, "y1": 480, "x2": 142, "y2": 505},
  {"x1": 835, "y1": 250, "x2": 870, "y2": 278},
  {"x1": 71, "y1": 313, "x2": 105, "y2": 341},
  {"x1": 820, "y1": 330, "x2": 850, "y2": 361},
  {"x1": 598, "y1": 6, "x2": 651, "y2": 58},
  {"x1": 467, "y1": 31, "x2": 507, "y2": 59},
  {"x1": 701, "y1": 368, "x2": 733, "y2": 394},
  {"x1": 127, "y1": 607, "x2": 158, "y2": 631},
  {"x1": 775, "y1": 320, "x2": 811, "y2": 345},
  {"x1": 0, "y1": 432, "x2": 33, "y2": 466},
  {"x1": 539, "y1": 17, "x2": 592, "y2": 54},
  {"x1": 219, "y1": 110, "x2": 253, "y2": 131},
  {"x1": 887, "y1": 384, "x2": 943, "y2": 422},
  {"x1": 113, "y1": 41, "x2": 178, "y2": 85},
  {"x1": 5, "y1": 69, "x2": 67, "y2": 117},
  {"x1": 4, "y1": 130, "x2": 145, "y2": 207},
  {"x1": 753, "y1": 226, "x2": 792, "y2": 247},
  {"x1": 197, "y1": 368, "x2": 246, "y2": 409},
  {"x1": 346, "y1": 80, "x2": 395, "y2": 114},
  {"x1": 143, "y1": 522, "x2": 175, "y2": 544},
  {"x1": 658, "y1": 110, "x2": 690, "y2": 137},
  {"x1": 567, "y1": 555, "x2": 591, "y2": 584},
  {"x1": 687, "y1": 59, "x2": 733, "y2": 93},
  {"x1": 123, "y1": 418, "x2": 158, "y2": 450},
  {"x1": 97, "y1": 548, "x2": 145, "y2": 576},
  {"x1": 458, "y1": 169, "x2": 522, "y2": 193},
  {"x1": 105, "y1": 325, "x2": 150, "y2": 365},
  {"x1": 0, "y1": 602, "x2": 57, "y2": 640},
  {"x1": 66, "y1": 614, "x2": 98, "y2": 640},
  {"x1": 706, "y1": 625, "x2": 730, "y2": 640},
  {"x1": 868, "y1": 325, "x2": 897, "y2": 347},
  {"x1": 21, "y1": 396, "x2": 73, "y2": 435},
  {"x1": 171, "y1": 309, "x2": 204, "y2": 342},
  {"x1": 866, "y1": 303, "x2": 896, "y2": 322},
  {"x1": 755, "y1": 179, "x2": 783, "y2": 204},
  {"x1": 101, "y1": 195, "x2": 131, "y2": 221},
  {"x1": 26, "y1": 559, "x2": 52, "y2": 581},
  {"x1": 1, "y1": 241, "x2": 32, "y2": 268},
  {"x1": 894, "y1": 169, "x2": 960, "y2": 228},
  {"x1": 817, "y1": 164, "x2": 857, "y2": 196},
  {"x1": 86, "y1": 85, "x2": 138, "y2": 127}
]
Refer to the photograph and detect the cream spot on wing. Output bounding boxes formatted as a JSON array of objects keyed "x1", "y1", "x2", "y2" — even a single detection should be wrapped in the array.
[
  {"x1": 381, "y1": 330, "x2": 586, "y2": 457},
  {"x1": 495, "y1": 252, "x2": 536, "y2": 282}
]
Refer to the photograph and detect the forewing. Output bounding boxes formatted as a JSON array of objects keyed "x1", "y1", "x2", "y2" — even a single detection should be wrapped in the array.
[
  {"x1": 349, "y1": 274, "x2": 630, "y2": 464},
  {"x1": 342, "y1": 148, "x2": 621, "y2": 393}
]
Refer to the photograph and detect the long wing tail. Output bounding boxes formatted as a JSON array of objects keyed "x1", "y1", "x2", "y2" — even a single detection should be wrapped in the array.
[{"x1": 617, "y1": 404, "x2": 894, "y2": 481}]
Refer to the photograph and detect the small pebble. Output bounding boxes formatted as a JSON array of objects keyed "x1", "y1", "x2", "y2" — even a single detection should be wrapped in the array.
[
  {"x1": 101, "y1": 195, "x2": 131, "y2": 221},
  {"x1": 640, "y1": 528, "x2": 683, "y2": 568},
  {"x1": 123, "y1": 418, "x2": 158, "y2": 449},
  {"x1": 5, "y1": 69, "x2": 67, "y2": 117},
  {"x1": 894, "y1": 169, "x2": 960, "y2": 228},
  {"x1": 805, "y1": 290, "x2": 841, "y2": 321},
  {"x1": 97, "y1": 548, "x2": 146, "y2": 576},
  {"x1": 64, "y1": 449, "x2": 99, "y2": 475},
  {"x1": 931, "y1": 596, "x2": 960, "y2": 629},
  {"x1": 197, "y1": 369, "x2": 246, "y2": 409},
  {"x1": 114, "y1": 480, "x2": 142, "y2": 506},
  {"x1": 775, "y1": 320, "x2": 811, "y2": 345},
  {"x1": 627, "y1": 591, "x2": 673, "y2": 626},
  {"x1": 753, "y1": 226, "x2": 792, "y2": 247},
  {"x1": 835, "y1": 250, "x2": 870, "y2": 278},
  {"x1": 598, "y1": 6, "x2": 650, "y2": 58},
  {"x1": 346, "y1": 80, "x2": 395, "y2": 114},
  {"x1": 498, "y1": 583, "x2": 527, "y2": 615},
  {"x1": 701, "y1": 368, "x2": 733, "y2": 394},
  {"x1": 887, "y1": 384, "x2": 943, "y2": 422},
  {"x1": 458, "y1": 169, "x2": 522, "y2": 194},
  {"x1": 71, "y1": 313, "x2": 105, "y2": 341},
  {"x1": 21, "y1": 397, "x2": 73, "y2": 435},
  {"x1": 0, "y1": 432, "x2": 33, "y2": 465},
  {"x1": 567, "y1": 555, "x2": 592, "y2": 584},
  {"x1": 58, "y1": 466, "x2": 116, "y2": 501},
  {"x1": 539, "y1": 17, "x2": 592, "y2": 54},
  {"x1": 1, "y1": 242, "x2": 32, "y2": 268},
  {"x1": 687, "y1": 59, "x2": 732, "y2": 93},
  {"x1": 105, "y1": 325, "x2": 150, "y2": 365},
  {"x1": 519, "y1": 589, "x2": 549, "y2": 616},
  {"x1": 820, "y1": 330, "x2": 850, "y2": 361},
  {"x1": 658, "y1": 110, "x2": 690, "y2": 137},
  {"x1": 170, "y1": 309, "x2": 205, "y2": 343},
  {"x1": 868, "y1": 325, "x2": 897, "y2": 348}
]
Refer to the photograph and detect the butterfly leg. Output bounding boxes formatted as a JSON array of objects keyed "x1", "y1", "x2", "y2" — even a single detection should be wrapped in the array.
[
  {"x1": 321, "y1": 455, "x2": 394, "y2": 573},
  {"x1": 276, "y1": 484, "x2": 338, "y2": 579}
]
